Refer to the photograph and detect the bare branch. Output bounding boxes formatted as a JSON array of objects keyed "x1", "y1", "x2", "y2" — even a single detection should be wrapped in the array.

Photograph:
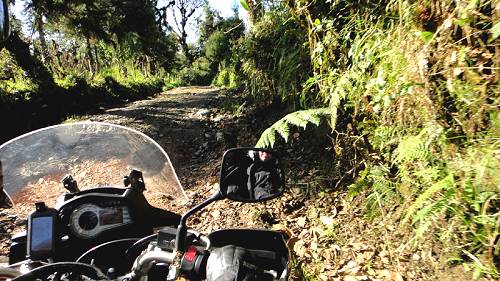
[{"x1": 158, "y1": 0, "x2": 203, "y2": 62}]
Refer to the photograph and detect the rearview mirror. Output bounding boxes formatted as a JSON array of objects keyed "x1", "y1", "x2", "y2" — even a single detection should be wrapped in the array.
[
  {"x1": 0, "y1": 0, "x2": 9, "y2": 42},
  {"x1": 219, "y1": 148, "x2": 285, "y2": 202}
]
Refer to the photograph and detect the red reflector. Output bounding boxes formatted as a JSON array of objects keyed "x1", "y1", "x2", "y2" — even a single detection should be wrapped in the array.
[{"x1": 185, "y1": 246, "x2": 197, "y2": 262}]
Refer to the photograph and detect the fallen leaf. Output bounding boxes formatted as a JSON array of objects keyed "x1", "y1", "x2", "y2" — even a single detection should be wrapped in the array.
[
  {"x1": 379, "y1": 249, "x2": 389, "y2": 257},
  {"x1": 297, "y1": 216, "x2": 307, "y2": 227},
  {"x1": 211, "y1": 210, "x2": 221, "y2": 218},
  {"x1": 320, "y1": 215, "x2": 335, "y2": 226},
  {"x1": 376, "y1": 269, "x2": 391, "y2": 279},
  {"x1": 287, "y1": 236, "x2": 299, "y2": 250},
  {"x1": 347, "y1": 260, "x2": 357, "y2": 269},
  {"x1": 293, "y1": 240, "x2": 309, "y2": 258},
  {"x1": 272, "y1": 223, "x2": 293, "y2": 237},
  {"x1": 390, "y1": 272, "x2": 404, "y2": 281},
  {"x1": 349, "y1": 266, "x2": 362, "y2": 275}
]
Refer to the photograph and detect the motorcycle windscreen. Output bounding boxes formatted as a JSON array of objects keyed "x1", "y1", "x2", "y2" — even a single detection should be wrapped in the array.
[{"x1": 0, "y1": 122, "x2": 188, "y2": 215}]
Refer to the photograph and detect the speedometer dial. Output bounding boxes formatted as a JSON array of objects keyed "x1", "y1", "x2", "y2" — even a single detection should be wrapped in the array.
[
  {"x1": 78, "y1": 211, "x2": 98, "y2": 230},
  {"x1": 70, "y1": 204, "x2": 101, "y2": 239}
]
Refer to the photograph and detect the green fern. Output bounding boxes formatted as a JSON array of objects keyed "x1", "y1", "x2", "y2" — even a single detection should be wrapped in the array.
[
  {"x1": 256, "y1": 108, "x2": 330, "y2": 148},
  {"x1": 402, "y1": 173, "x2": 455, "y2": 225},
  {"x1": 413, "y1": 188, "x2": 456, "y2": 241},
  {"x1": 363, "y1": 165, "x2": 400, "y2": 218},
  {"x1": 394, "y1": 123, "x2": 444, "y2": 164},
  {"x1": 412, "y1": 166, "x2": 443, "y2": 186},
  {"x1": 395, "y1": 135, "x2": 430, "y2": 163},
  {"x1": 372, "y1": 125, "x2": 397, "y2": 149},
  {"x1": 414, "y1": 219, "x2": 433, "y2": 241}
]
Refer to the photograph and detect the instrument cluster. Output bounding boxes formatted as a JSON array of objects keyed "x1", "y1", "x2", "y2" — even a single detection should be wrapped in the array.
[{"x1": 69, "y1": 202, "x2": 132, "y2": 239}]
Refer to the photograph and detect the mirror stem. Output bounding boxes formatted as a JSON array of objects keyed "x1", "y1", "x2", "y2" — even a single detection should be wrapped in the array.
[{"x1": 175, "y1": 192, "x2": 222, "y2": 251}]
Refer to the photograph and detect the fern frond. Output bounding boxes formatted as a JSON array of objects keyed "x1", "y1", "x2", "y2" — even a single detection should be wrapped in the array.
[
  {"x1": 285, "y1": 113, "x2": 309, "y2": 129},
  {"x1": 414, "y1": 219, "x2": 433, "y2": 241},
  {"x1": 413, "y1": 192, "x2": 453, "y2": 225},
  {"x1": 363, "y1": 165, "x2": 400, "y2": 218},
  {"x1": 370, "y1": 125, "x2": 398, "y2": 150},
  {"x1": 395, "y1": 135, "x2": 429, "y2": 163},
  {"x1": 256, "y1": 108, "x2": 330, "y2": 148},
  {"x1": 410, "y1": 186, "x2": 456, "y2": 242},
  {"x1": 256, "y1": 127, "x2": 276, "y2": 148},
  {"x1": 394, "y1": 123, "x2": 444, "y2": 164},
  {"x1": 275, "y1": 120, "x2": 290, "y2": 141},
  {"x1": 402, "y1": 173, "x2": 455, "y2": 225}
]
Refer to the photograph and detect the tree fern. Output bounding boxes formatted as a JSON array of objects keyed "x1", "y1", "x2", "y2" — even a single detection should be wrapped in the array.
[{"x1": 256, "y1": 108, "x2": 330, "y2": 148}]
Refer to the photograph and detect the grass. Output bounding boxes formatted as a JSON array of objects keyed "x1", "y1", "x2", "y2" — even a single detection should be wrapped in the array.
[
  {"x1": 63, "y1": 115, "x2": 91, "y2": 123},
  {"x1": 0, "y1": 62, "x2": 167, "y2": 143}
]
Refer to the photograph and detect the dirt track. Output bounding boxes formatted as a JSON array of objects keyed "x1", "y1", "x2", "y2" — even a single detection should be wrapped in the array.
[{"x1": 91, "y1": 86, "x2": 226, "y2": 173}]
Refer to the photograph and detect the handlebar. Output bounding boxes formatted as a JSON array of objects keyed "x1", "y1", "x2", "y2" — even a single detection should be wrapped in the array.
[
  {"x1": 128, "y1": 230, "x2": 211, "y2": 280},
  {"x1": 187, "y1": 229, "x2": 211, "y2": 250},
  {"x1": 129, "y1": 244, "x2": 177, "y2": 280},
  {"x1": 9, "y1": 229, "x2": 287, "y2": 281}
]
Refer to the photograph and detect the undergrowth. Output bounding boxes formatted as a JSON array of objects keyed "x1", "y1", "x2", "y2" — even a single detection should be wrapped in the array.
[
  {"x1": 0, "y1": 63, "x2": 165, "y2": 143},
  {"x1": 253, "y1": 0, "x2": 499, "y2": 278}
]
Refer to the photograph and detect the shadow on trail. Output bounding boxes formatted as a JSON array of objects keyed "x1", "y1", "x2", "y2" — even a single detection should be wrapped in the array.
[
  {"x1": 0, "y1": 76, "x2": 164, "y2": 144},
  {"x1": 90, "y1": 88, "x2": 226, "y2": 187}
]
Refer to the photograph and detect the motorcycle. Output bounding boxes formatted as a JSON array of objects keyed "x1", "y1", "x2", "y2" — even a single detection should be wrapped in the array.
[{"x1": 0, "y1": 122, "x2": 290, "y2": 280}]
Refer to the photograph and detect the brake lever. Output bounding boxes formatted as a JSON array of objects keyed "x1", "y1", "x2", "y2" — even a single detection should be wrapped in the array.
[{"x1": 187, "y1": 230, "x2": 211, "y2": 250}]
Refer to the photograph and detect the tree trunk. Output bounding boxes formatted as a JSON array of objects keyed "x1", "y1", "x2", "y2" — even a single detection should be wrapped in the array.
[
  {"x1": 93, "y1": 44, "x2": 100, "y2": 72},
  {"x1": 180, "y1": 39, "x2": 192, "y2": 63},
  {"x1": 180, "y1": 22, "x2": 192, "y2": 63},
  {"x1": 34, "y1": 11, "x2": 49, "y2": 63},
  {"x1": 86, "y1": 37, "x2": 94, "y2": 74},
  {"x1": 145, "y1": 55, "x2": 151, "y2": 76}
]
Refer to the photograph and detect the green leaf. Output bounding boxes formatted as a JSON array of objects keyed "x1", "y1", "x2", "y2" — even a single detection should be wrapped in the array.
[
  {"x1": 314, "y1": 18, "x2": 321, "y2": 26},
  {"x1": 256, "y1": 127, "x2": 276, "y2": 148},
  {"x1": 419, "y1": 31, "x2": 434, "y2": 43},
  {"x1": 239, "y1": 0, "x2": 250, "y2": 12},
  {"x1": 275, "y1": 121, "x2": 290, "y2": 142},
  {"x1": 304, "y1": 77, "x2": 316, "y2": 86},
  {"x1": 488, "y1": 22, "x2": 500, "y2": 43},
  {"x1": 455, "y1": 17, "x2": 472, "y2": 27}
]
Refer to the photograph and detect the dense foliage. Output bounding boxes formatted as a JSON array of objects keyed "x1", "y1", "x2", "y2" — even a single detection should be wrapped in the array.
[{"x1": 235, "y1": 0, "x2": 498, "y2": 279}]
